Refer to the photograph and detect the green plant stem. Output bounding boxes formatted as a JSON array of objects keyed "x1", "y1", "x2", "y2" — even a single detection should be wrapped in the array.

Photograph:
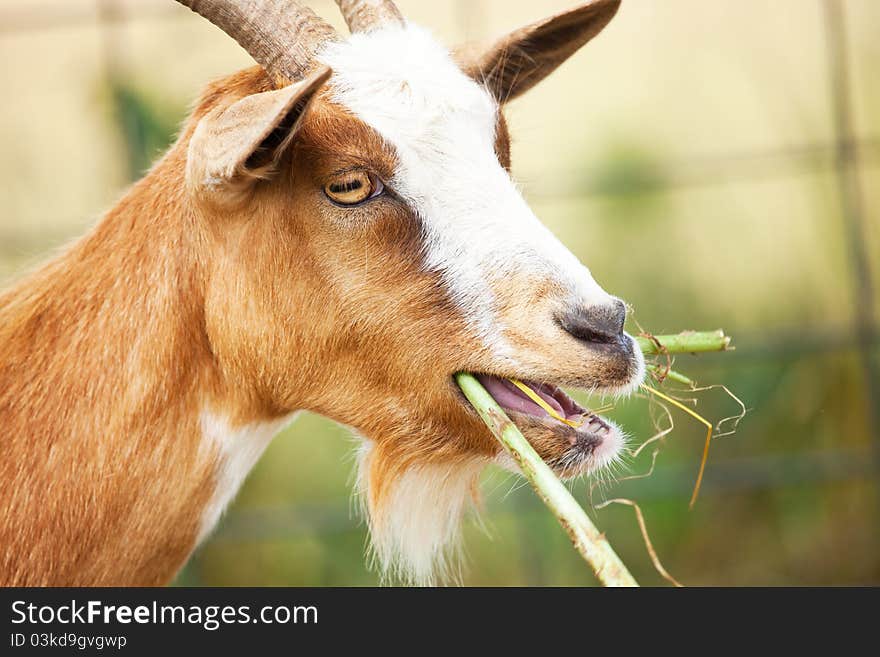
[
  {"x1": 635, "y1": 330, "x2": 730, "y2": 355},
  {"x1": 455, "y1": 372, "x2": 639, "y2": 587},
  {"x1": 646, "y1": 364, "x2": 695, "y2": 386}
]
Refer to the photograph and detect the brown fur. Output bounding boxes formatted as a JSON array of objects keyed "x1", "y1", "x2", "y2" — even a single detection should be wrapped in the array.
[
  {"x1": 0, "y1": 124, "x2": 215, "y2": 585},
  {"x1": 0, "y1": 66, "x2": 491, "y2": 585}
]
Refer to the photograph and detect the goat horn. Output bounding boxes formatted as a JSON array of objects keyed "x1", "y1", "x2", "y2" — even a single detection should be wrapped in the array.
[
  {"x1": 334, "y1": 0, "x2": 405, "y2": 33},
  {"x1": 175, "y1": 1, "x2": 338, "y2": 83}
]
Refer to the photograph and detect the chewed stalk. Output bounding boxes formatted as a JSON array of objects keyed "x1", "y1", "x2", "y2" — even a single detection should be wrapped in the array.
[{"x1": 635, "y1": 330, "x2": 731, "y2": 355}]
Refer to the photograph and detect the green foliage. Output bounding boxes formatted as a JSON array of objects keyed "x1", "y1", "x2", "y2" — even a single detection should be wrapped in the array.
[
  {"x1": 107, "y1": 79, "x2": 183, "y2": 180},
  {"x1": 588, "y1": 142, "x2": 667, "y2": 199}
]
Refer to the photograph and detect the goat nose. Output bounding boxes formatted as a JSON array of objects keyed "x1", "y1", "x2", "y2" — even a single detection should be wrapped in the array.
[{"x1": 559, "y1": 300, "x2": 627, "y2": 344}]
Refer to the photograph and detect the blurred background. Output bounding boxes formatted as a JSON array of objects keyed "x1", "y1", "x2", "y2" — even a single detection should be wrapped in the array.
[{"x1": 1, "y1": 0, "x2": 877, "y2": 585}]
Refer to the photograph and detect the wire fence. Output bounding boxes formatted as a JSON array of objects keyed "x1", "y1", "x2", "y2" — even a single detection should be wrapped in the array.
[{"x1": 1, "y1": 0, "x2": 877, "y2": 581}]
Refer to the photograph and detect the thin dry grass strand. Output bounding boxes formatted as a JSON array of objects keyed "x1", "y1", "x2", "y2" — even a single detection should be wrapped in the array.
[
  {"x1": 631, "y1": 399, "x2": 675, "y2": 459},
  {"x1": 665, "y1": 391, "x2": 700, "y2": 405},
  {"x1": 589, "y1": 409, "x2": 670, "y2": 507},
  {"x1": 640, "y1": 384, "x2": 713, "y2": 509},
  {"x1": 596, "y1": 497, "x2": 684, "y2": 587},
  {"x1": 621, "y1": 447, "x2": 661, "y2": 484},
  {"x1": 688, "y1": 383, "x2": 748, "y2": 437}
]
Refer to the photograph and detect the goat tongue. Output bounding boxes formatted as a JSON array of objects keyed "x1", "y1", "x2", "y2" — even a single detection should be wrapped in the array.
[{"x1": 474, "y1": 374, "x2": 577, "y2": 420}]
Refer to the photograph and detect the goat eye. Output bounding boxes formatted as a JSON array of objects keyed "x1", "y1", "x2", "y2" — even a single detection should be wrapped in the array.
[{"x1": 324, "y1": 171, "x2": 384, "y2": 206}]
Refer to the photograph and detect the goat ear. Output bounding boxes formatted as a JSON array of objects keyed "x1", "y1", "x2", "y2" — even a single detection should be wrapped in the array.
[
  {"x1": 460, "y1": 0, "x2": 620, "y2": 103},
  {"x1": 187, "y1": 66, "x2": 331, "y2": 193}
]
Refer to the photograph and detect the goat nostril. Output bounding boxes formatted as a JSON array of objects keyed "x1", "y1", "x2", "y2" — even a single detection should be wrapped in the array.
[{"x1": 559, "y1": 301, "x2": 627, "y2": 345}]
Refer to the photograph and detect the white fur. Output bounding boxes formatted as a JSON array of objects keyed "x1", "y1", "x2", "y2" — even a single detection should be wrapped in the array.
[
  {"x1": 587, "y1": 418, "x2": 627, "y2": 472},
  {"x1": 355, "y1": 440, "x2": 487, "y2": 586},
  {"x1": 616, "y1": 345, "x2": 647, "y2": 398},
  {"x1": 320, "y1": 25, "x2": 617, "y2": 363},
  {"x1": 196, "y1": 411, "x2": 298, "y2": 545}
]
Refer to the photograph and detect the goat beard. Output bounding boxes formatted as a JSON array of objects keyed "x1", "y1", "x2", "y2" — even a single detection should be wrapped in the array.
[{"x1": 354, "y1": 438, "x2": 489, "y2": 585}]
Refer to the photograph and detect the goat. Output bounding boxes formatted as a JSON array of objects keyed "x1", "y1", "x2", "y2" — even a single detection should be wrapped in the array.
[{"x1": 0, "y1": 0, "x2": 643, "y2": 586}]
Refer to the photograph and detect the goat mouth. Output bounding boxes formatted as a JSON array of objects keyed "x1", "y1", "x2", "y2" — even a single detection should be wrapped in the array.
[
  {"x1": 473, "y1": 374, "x2": 610, "y2": 433},
  {"x1": 466, "y1": 373, "x2": 623, "y2": 477}
]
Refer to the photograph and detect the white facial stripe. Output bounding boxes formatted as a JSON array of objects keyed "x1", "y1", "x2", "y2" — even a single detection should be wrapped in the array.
[{"x1": 320, "y1": 25, "x2": 615, "y2": 360}]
